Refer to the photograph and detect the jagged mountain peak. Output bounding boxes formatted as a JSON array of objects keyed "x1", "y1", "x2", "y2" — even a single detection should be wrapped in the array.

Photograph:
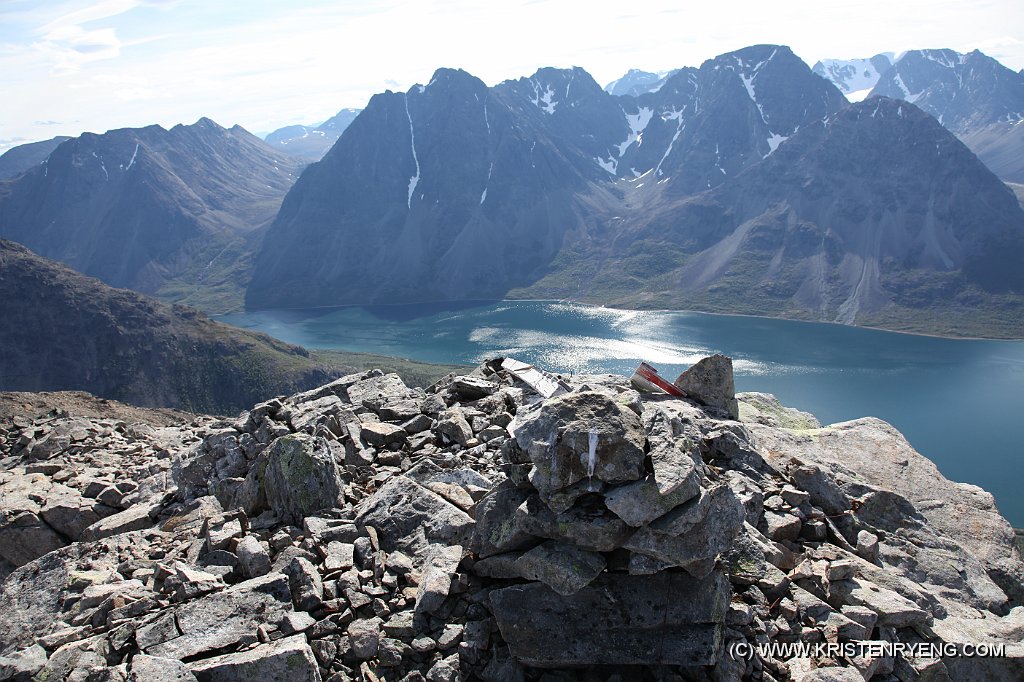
[
  {"x1": 420, "y1": 67, "x2": 488, "y2": 93},
  {"x1": 605, "y1": 68, "x2": 683, "y2": 97},
  {"x1": 812, "y1": 53, "x2": 894, "y2": 100},
  {"x1": 870, "y1": 47, "x2": 1024, "y2": 134}
]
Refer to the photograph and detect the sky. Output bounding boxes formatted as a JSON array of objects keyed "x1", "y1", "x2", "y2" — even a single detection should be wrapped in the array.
[{"x1": 1, "y1": 0, "x2": 1023, "y2": 153}]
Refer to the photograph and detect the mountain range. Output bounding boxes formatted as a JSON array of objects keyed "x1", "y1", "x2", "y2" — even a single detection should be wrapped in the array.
[
  {"x1": 814, "y1": 48, "x2": 1024, "y2": 184},
  {"x1": 264, "y1": 107, "x2": 362, "y2": 161},
  {"x1": 2, "y1": 43, "x2": 1024, "y2": 338},
  {"x1": 246, "y1": 45, "x2": 1024, "y2": 337},
  {"x1": 0, "y1": 118, "x2": 301, "y2": 311}
]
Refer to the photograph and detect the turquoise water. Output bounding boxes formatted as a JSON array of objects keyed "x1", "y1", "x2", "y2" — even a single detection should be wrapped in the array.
[{"x1": 219, "y1": 301, "x2": 1024, "y2": 526}]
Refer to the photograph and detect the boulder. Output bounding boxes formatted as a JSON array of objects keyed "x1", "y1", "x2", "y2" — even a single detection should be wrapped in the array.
[
  {"x1": 490, "y1": 571, "x2": 729, "y2": 666},
  {"x1": 136, "y1": 573, "x2": 292, "y2": 660},
  {"x1": 262, "y1": 434, "x2": 345, "y2": 524},
  {"x1": 473, "y1": 481, "x2": 535, "y2": 558},
  {"x1": 512, "y1": 391, "x2": 646, "y2": 501},
  {"x1": 673, "y1": 354, "x2": 739, "y2": 419},
  {"x1": 415, "y1": 545, "x2": 463, "y2": 616},
  {"x1": 284, "y1": 557, "x2": 323, "y2": 612},
  {"x1": 189, "y1": 634, "x2": 320, "y2": 682},
  {"x1": 512, "y1": 541, "x2": 606, "y2": 596},
  {"x1": 604, "y1": 473, "x2": 701, "y2": 528},
  {"x1": 0, "y1": 644, "x2": 46, "y2": 682},
  {"x1": 514, "y1": 493, "x2": 631, "y2": 552},
  {"x1": 128, "y1": 655, "x2": 198, "y2": 682},
  {"x1": 235, "y1": 535, "x2": 271, "y2": 579},
  {"x1": 355, "y1": 475, "x2": 473, "y2": 560}
]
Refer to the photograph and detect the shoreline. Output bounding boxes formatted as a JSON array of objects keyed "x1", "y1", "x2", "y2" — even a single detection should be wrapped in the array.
[{"x1": 226, "y1": 297, "x2": 1024, "y2": 343}]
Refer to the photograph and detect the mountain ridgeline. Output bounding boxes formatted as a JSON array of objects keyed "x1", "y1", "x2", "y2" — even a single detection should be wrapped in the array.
[
  {"x1": 814, "y1": 48, "x2": 1024, "y2": 184},
  {"x1": 0, "y1": 119, "x2": 302, "y2": 312},
  {"x1": 0, "y1": 239, "x2": 343, "y2": 414},
  {"x1": 246, "y1": 45, "x2": 1024, "y2": 337}
]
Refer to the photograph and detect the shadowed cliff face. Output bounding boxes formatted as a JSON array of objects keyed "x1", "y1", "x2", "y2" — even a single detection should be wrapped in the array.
[
  {"x1": 0, "y1": 239, "x2": 340, "y2": 414},
  {"x1": 0, "y1": 119, "x2": 302, "y2": 312}
]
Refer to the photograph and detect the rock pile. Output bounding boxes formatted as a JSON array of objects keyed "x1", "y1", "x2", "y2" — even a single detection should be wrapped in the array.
[{"x1": 0, "y1": 358, "x2": 1022, "y2": 681}]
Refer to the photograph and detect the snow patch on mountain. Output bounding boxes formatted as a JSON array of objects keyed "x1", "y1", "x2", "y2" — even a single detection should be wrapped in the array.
[
  {"x1": 405, "y1": 95, "x2": 420, "y2": 209},
  {"x1": 530, "y1": 80, "x2": 558, "y2": 114},
  {"x1": 616, "y1": 107, "x2": 653, "y2": 157}
]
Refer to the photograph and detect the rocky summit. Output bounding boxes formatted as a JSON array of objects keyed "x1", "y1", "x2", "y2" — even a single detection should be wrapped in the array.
[{"x1": 1, "y1": 357, "x2": 1022, "y2": 681}]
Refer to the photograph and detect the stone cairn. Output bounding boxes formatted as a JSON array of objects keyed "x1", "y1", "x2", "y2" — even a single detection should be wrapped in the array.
[
  {"x1": 1, "y1": 356, "x2": 1022, "y2": 681},
  {"x1": 477, "y1": 384, "x2": 743, "y2": 668}
]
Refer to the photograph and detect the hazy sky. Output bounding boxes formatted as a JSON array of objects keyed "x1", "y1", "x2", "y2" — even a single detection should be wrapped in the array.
[{"x1": 1, "y1": 0, "x2": 1022, "y2": 153}]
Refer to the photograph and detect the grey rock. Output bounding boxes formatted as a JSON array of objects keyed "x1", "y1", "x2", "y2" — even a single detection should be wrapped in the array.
[
  {"x1": 323, "y1": 541, "x2": 355, "y2": 572},
  {"x1": 514, "y1": 493, "x2": 631, "y2": 552},
  {"x1": 128, "y1": 655, "x2": 198, "y2": 682},
  {"x1": 830, "y1": 578, "x2": 930, "y2": 627},
  {"x1": 625, "y1": 485, "x2": 744, "y2": 576},
  {"x1": 136, "y1": 573, "x2": 292, "y2": 660},
  {"x1": 451, "y1": 376, "x2": 498, "y2": 400},
  {"x1": 284, "y1": 557, "x2": 323, "y2": 611},
  {"x1": 643, "y1": 406, "x2": 701, "y2": 495},
  {"x1": 490, "y1": 571, "x2": 728, "y2": 666},
  {"x1": 673, "y1": 354, "x2": 739, "y2": 419},
  {"x1": 355, "y1": 475, "x2": 473, "y2": 560},
  {"x1": 604, "y1": 472, "x2": 701, "y2": 528},
  {"x1": 359, "y1": 422, "x2": 407, "y2": 448},
  {"x1": 347, "y1": 617, "x2": 382, "y2": 660},
  {"x1": 81, "y1": 503, "x2": 158, "y2": 541},
  {"x1": 278, "y1": 611, "x2": 316, "y2": 635},
  {"x1": 512, "y1": 541, "x2": 606, "y2": 596},
  {"x1": 512, "y1": 391, "x2": 646, "y2": 501},
  {"x1": 415, "y1": 545, "x2": 463, "y2": 616},
  {"x1": 263, "y1": 434, "x2": 345, "y2": 525},
  {"x1": 436, "y1": 407, "x2": 474, "y2": 447},
  {"x1": 346, "y1": 373, "x2": 414, "y2": 410},
  {"x1": 0, "y1": 644, "x2": 46, "y2": 682},
  {"x1": 235, "y1": 535, "x2": 271, "y2": 579},
  {"x1": 0, "y1": 510, "x2": 65, "y2": 566},
  {"x1": 189, "y1": 634, "x2": 321, "y2": 682},
  {"x1": 764, "y1": 510, "x2": 802, "y2": 541}
]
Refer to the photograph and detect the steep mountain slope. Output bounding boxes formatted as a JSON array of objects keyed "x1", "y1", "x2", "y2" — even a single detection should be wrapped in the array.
[
  {"x1": 0, "y1": 136, "x2": 71, "y2": 179},
  {"x1": 0, "y1": 119, "x2": 302, "y2": 311},
  {"x1": 812, "y1": 54, "x2": 893, "y2": 100},
  {"x1": 0, "y1": 240, "x2": 340, "y2": 414},
  {"x1": 516, "y1": 97, "x2": 1024, "y2": 337},
  {"x1": 604, "y1": 68, "x2": 679, "y2": 96},
  {"x1": 870, "y1": 49, "x2": 1024, "y2": 134},
  {"x1": 868, "y1": 49, "x2": 1024, "y2": 183},
  {"x1": 248, "y1": 46, "x2": 847, "y2": 310},
  {"x1": 264, "y1": 107, "x2": 362, "y2": 161}
]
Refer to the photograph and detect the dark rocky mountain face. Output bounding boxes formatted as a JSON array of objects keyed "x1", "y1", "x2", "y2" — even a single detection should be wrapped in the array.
[
  {"x1": 264, "y1": 107, "x2": 362, "y2": 161},
  {"x1": 248, "y1": 68, "x2": 602, "y2": 308},
  {"x1": 868, "y1": 49, "x2": 1024, "y2": 185},
  {"x1": 0, "y1": 119, "x2": 302, "y2": 312},
  {"x1": 0, "y1": 240, "x2": 345, "y2": 414},
  {"x1": 248, "y1": 46, "x2": 853, "y2": 312},
  {"x1": 0, "y1": 136, "x2": 72, "y2": 180},
  {"x1": 870, "y1": 49, "x2": 1024, "y2": 134},
  {"x1": 574, "y1": 97, "x2": 1024, "y2": 335}
]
